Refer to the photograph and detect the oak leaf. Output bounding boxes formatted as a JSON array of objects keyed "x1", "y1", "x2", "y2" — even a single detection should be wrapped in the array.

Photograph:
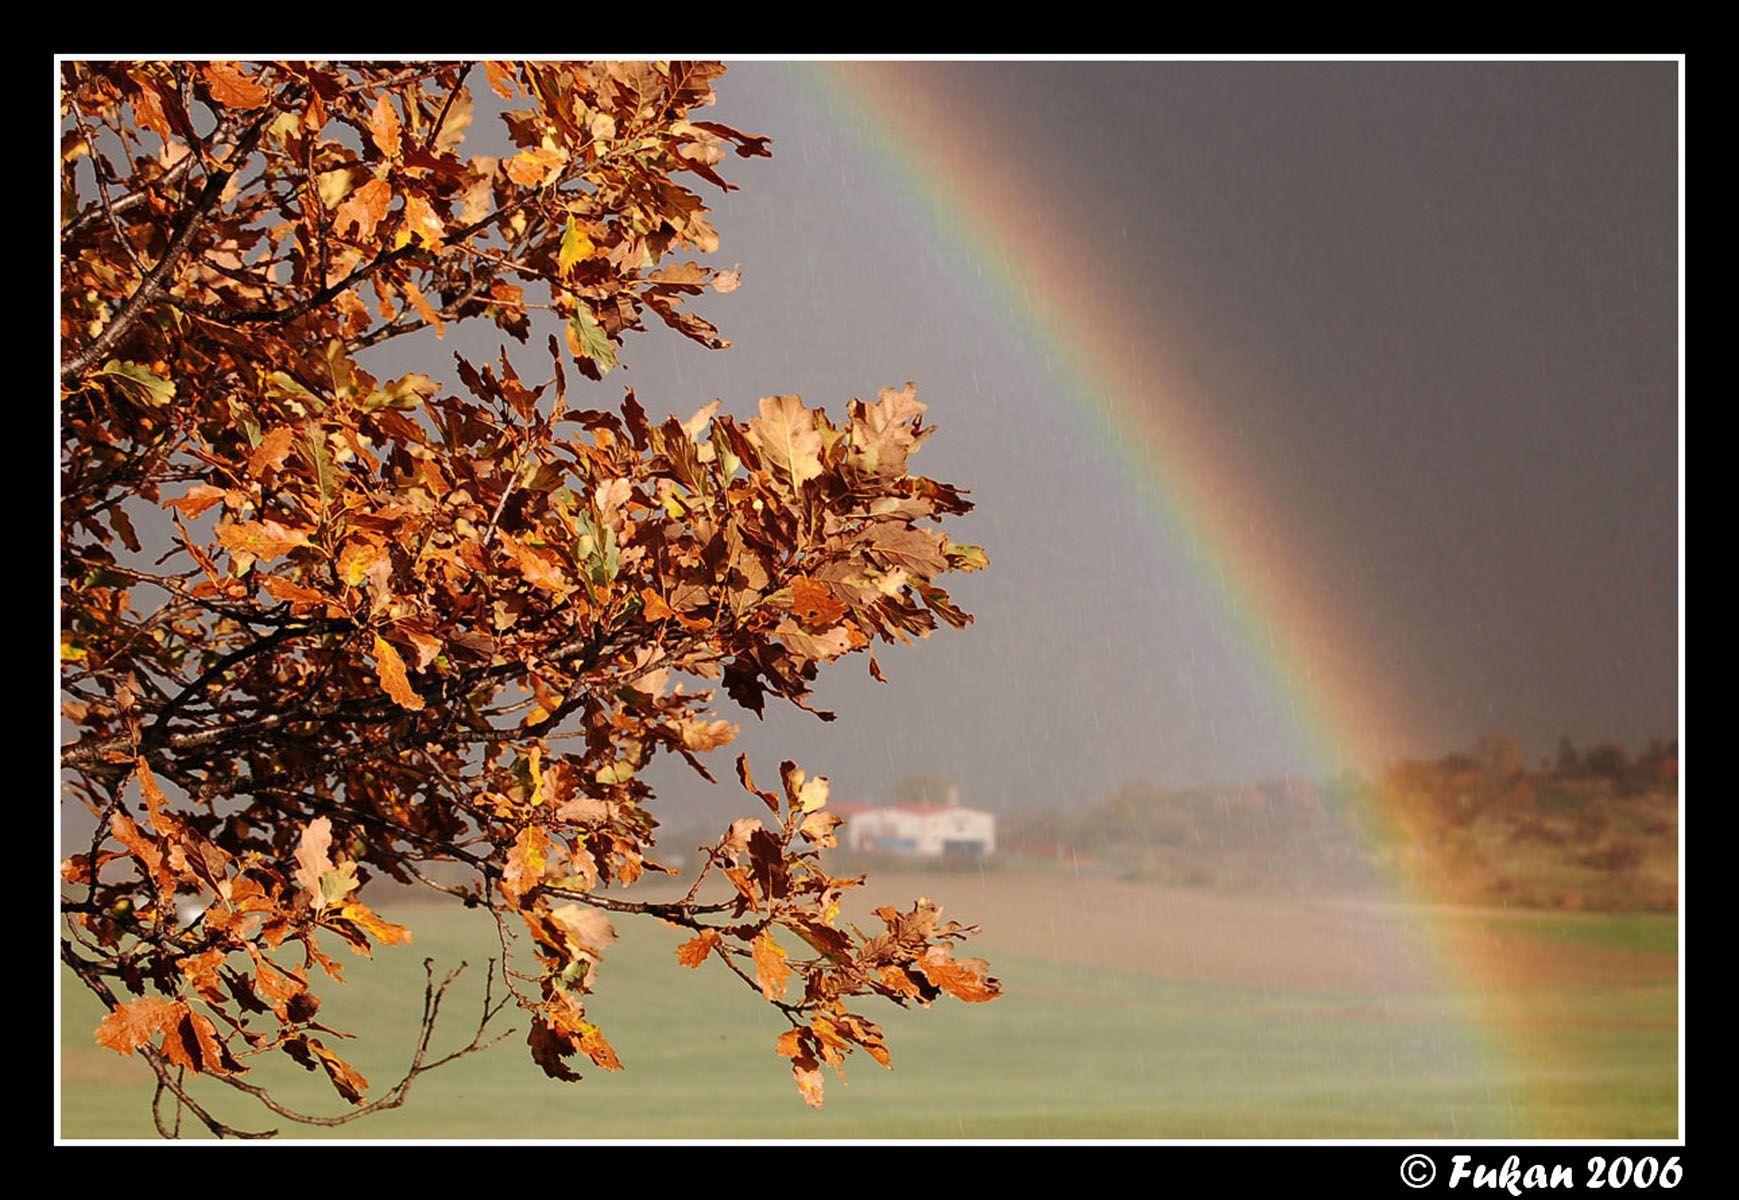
[
  {"x1": 789, "y1": 576, "x2": 846, "y2": 628},
  {"x1": 334, "y1": 901, "x2": 413, "y2": 948},
  {"x1": 201, "y1": 62, "x2": 269, "y2": 109},
  {"x1": 914, "y1": 945, "x2": 1003, "y2": 1003},
  {"x1": 247, "y1": 425, "x2": 297, "y2": 478},
  {"x1": 399, "y1": 194, "x2": 445, "y2": 251},
  {"x1": 675, "y1": 929, "x2": 722, "y2": 968},
  {"x1": 94, "y1": 997, "x2": 180, "y2": 1056},
  {"x1": 368, "y1": 95, "x2": 402, "y2": 159},
  {"x1": 746, "y1": 395, "x2": 823, "y2": 496},
  {"x1": 216, "y1": 520, "x2": 313, "y2": 563},
  {"x1": 303, "y1": 1038, "x2": 370, "y2": 1104},
  {"x1": 371, "y1": 634, "x2": 425, "y2": 711},
  {"x1": 335, "y1": 177, "x2": 392, "y2": 241},
  {"x1": 502, "y1": 826, "x2": 552, "y2": 903},
  {"x1": 162, "y1": 484, "x2": 227, "y2": 519},
  {"x1": 751, "y1": 929, "x2": 790, "y2": 1000},
  {"x1": 294, "y1": 817, "x2": 336, "y2": 899}
]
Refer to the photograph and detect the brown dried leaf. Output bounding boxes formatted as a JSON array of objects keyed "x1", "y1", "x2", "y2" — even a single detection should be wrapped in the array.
[{"x1": 746, "y1": 395, "x2": 823, "y2": 496}]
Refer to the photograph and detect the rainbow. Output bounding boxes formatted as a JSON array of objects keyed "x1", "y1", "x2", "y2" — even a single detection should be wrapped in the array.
[
  {"x1": 802, "y1": 59, "x2": 1574, "y2": 1136},
  {"x1": 803, "y1": 61, "x2": 1417, "y2": 782}
]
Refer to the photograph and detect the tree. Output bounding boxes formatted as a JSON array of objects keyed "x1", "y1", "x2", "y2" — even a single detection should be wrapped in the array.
[
  {"x1": 1475, "y1": 732, "x2": 1522, "y2": 780},
  {"x1": 890, "y1": 774, "x2": 957, "y2": 808},
  {"x1": 59, "y1": 59, "x2": 1000, "y2": 1138}
]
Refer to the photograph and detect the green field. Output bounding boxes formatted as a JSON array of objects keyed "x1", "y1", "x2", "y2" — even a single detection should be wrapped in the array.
[{"x1": 59, "y1": 891, "x2": 1677, "y2": 1140}]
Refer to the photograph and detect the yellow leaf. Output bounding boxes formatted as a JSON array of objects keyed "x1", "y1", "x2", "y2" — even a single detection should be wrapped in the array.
[
  {"x1": 337, "y1": 901, "x2": 413, "y2": 947},
  {"x1": 558, "y1": 218, "x2": 594, "y2": 276}
]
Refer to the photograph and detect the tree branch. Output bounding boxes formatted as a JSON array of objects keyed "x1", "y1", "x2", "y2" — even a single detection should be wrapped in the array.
[{"x1": 61, "y1": 103, "x2": 282, "y2": 384}]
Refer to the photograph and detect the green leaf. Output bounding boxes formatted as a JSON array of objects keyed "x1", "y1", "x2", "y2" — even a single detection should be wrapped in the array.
[
  {"x1": 319, "y1": 862, "x2": 359, "y2": 908},
  {"x1": 710, "y1": 424, "x2": 741, "y2": 478},
  {"x1": 574, "y1": 511, "x2": 620, "y2": 594},
  {"x1": 266, "y1": 370, "x2": 320, "y2": 407},
  {"x1": 97, "y1": 361, "x2": 175, "y2": 407},
  {"x1": 594, "y1": 760, "x2": 635, "y2": 785},
  {"x1": 570, "y1": 308, "x2": 616, "y2": 375}
]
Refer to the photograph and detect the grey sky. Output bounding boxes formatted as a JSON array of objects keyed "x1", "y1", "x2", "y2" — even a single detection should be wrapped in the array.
[{"x1": 357, "y1": 60, "x2": 1678, "y2": 815}]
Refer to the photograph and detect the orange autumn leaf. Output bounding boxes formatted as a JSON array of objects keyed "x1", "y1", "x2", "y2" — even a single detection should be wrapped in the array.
[
  {"x1": 505, "y1": 146, "x2": 566, "y2": 187},
  {"x1": 792, "y1": 1058, "x2": 825, "y2": 1108},
  {"x1": 216, "y1": 519, "x2": 312, "y2": 562},
  {"x1": 502, "y1": 825, "x2": 551, "y2": 902},
  {"x1": 789, "y1": 576, "x2": 846, "y2": 627},
  {"x1": 751, "y1": 929, "x2": 790, "y2": 1000},
  {"x1": 262, "y1": 575, "x2": 328, "y2": 606},
  {"x1": 483, "y1": 60, "x2": 519, "y2": 99},
  {"x1": 247, "y1": 425, "x2": 297, "y2": 478},
  {"x1": 94, "y1": 997, "x2": 180, "y2": 1056},
  {"x1": 403, "y1": 280, "x2": 445, "y2": 337},
  {"x1": 368, "y1": 95, "x2": 402, "y2": 159},
  {"x1": 400, "y1": 194, "x2": 445, "y2": 251},
  {"x1": 304, "y1": 1037, "x2": 370, "y2": 1104},
  {"x1": 294, "y1": 816, "x2": 336, "y2": 898},
  {"x1": 177, "y1": 1008, "x2": 237, "y2": 1075},
  {"x1": 746, "y1": 394, "x2": 824, "y2": 496},
  {"x1": 162, "y1": 483, "x2": 227, "y2": 519},
  {"x1": 675, "y1": 929, "x2": 722, "y2": 968},
  {"x1": 179, "y1": 948, "x2": 229, "y2": 1005},
  {"x1": 201, "y1": 62, "x2": 269, "y2": 109},
  {"x1": 371, "y1": 634, "x2": 425, "y2": 711},
  {"x1": 336, "y1": 176, "x2": 392, "y2": 241},
  {"x1": 579, "y1": 1023, "x2": 623, "y2": 1071},
  {"x1": 914, "y1": 946, "x2": 1003, "y2": 1004},
  {"x1": 335, "y1": 901, "x2": 414, "y2": 948},
  {"x1": 338, "y1": 538, "x2": 387, "y2": 588}
]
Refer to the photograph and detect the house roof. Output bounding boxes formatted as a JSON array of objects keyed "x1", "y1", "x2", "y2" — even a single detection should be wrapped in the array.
[{"x1": 835, "y1": 801, "x2": 994, "y2": 818}]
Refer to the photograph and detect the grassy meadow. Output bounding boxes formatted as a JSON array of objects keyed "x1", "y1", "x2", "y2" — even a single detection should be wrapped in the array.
[{"x1": 59, "y1": 872, "x2": 1677, "y2": 1140}]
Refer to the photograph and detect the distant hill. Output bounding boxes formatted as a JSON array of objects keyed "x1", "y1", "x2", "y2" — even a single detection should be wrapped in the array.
[{"x1": 996, "y1": 736, "x2": 1678, "y2": 912}]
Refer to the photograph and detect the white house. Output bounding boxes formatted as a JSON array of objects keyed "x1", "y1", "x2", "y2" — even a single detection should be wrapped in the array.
[{"x1": 837, "y1": 789, "x2": 996, "y2": 858}]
